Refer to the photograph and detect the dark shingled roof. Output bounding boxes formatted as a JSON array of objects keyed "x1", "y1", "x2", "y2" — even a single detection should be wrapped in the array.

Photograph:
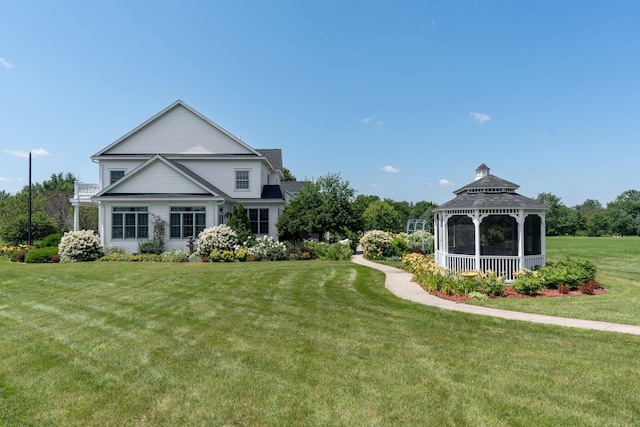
[
  {"x1": 261, "y1": 185, "x2": 284, "y2": 199},
  {"x1": 257, "y1": 149, "x2": 283, "y2": 171},
  {"x1": 453, "y1": 174, "x2": 519, "y2": 195},
  {"x1": 282, "y1": 181, "x2": 310, "y2": 194},
  {"x1": 435, "y1": 170, "x2": 547, "y2": 211},
  {"x1": 436, "y1": 191, "x2": 546, "y2": 210}
]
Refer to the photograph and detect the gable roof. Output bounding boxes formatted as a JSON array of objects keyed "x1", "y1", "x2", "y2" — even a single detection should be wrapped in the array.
[
  {"x1": 92, "y1": 100, "x2": 261, "y2": 158},
  {"x1": 93, "y1": 155, "x2": 230, "y2": 199}
]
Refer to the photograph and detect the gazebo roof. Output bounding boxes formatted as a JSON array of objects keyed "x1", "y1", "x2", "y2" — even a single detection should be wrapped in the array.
[
  {"x1": 434, "y1": 164, "x2": 547, "y2": 211},
  {"x1": 453, "y1": 174, "x2": 519, "y2": 195}
]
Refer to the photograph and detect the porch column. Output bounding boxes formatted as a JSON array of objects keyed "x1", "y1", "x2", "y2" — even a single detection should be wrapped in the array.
[
  {"x1": 517, "y1": 211, "x2": 525, "y2": 270},
  {"x1": 72, "y1": 202, "x2": 80, "y2": 231},
  {"x1": 540, "y1": 215, "x2": 546, "y2": 261},
  {"x1": 472, "y1": 215, "x2": 481, "y2": 271}
]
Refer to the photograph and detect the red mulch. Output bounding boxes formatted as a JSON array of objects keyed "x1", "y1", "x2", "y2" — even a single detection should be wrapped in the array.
[{"x1": 429, "y1": 286, "x2": 608, "y2": 302}]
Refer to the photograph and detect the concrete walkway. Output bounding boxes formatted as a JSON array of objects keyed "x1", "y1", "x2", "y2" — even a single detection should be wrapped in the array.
[{"x1": 351, "y1": 254, "x2": 640, "y2": 336}]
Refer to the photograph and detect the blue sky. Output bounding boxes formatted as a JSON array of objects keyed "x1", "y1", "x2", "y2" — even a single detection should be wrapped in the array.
[{"x1": 2, "y1": 1, "x2": 639, "y2": 206}]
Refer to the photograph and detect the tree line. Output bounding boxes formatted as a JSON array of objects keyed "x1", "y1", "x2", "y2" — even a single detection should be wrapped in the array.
[
  {"x1": 2, "y1": 171, "x2": 639, "y2": 245},
  {"x1": 538, "y1": 190, "x2": 640, "y2": 237}
]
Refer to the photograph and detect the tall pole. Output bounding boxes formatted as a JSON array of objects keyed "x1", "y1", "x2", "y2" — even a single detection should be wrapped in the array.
[{"x1": 28, "y1": 151, "x2": 32, "y2": 246}]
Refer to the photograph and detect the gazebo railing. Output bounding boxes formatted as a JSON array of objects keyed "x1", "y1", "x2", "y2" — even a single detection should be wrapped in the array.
[
  {"x1": 479, "y1": 256, "x2": 520, "y2": 281},
  {"x1": 437, "y1": 252, "x2": 545, "y2": 282}
]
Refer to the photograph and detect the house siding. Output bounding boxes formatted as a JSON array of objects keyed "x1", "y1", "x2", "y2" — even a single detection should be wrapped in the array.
[
  {"x1": 110, "y1": 161, "x2": 206, "y2": 194},
  {"x1": 179, "y1": 159, "x2": 265, "y2": 198},
  {"x1": 106, "y1": 104, "x2": 255, "y2": 155}
]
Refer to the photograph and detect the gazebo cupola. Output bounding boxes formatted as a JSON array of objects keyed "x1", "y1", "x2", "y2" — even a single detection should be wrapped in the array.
[{"x1": 432, "y1": 164, "x2": 548, "y2": 281}]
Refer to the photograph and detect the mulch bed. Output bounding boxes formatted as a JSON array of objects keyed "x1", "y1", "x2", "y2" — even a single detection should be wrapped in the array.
[{"x1": 429, "y1": 286, "x2": 608, "y2": 302}]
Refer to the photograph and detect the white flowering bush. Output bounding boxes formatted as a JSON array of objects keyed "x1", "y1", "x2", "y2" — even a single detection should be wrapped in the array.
[
  {"x1": 360, "y1": 230, "x2": 393, "y2": 260},
  {"x1": 247, "y1": 236, "x2": 287, "y2": 261},
  {"x1": 58, "y1": 230, "x2": 104, "y2": 263},
  {"x1": 194, "y1": 225, "x2": 238, "y2": 258}
]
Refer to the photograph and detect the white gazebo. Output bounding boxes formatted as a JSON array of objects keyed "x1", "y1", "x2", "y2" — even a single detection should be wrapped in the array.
[{"x1": 433, "y1": 164, "x2": 547, "y2": 281}]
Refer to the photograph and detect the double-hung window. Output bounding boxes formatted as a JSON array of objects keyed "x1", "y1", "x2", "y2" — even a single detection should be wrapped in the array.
[
  {"x1": 170, "y1": 207, "x2": 206, "y2": 238},
  {"x1": 235, "y1": 170, "x2": 250, "y2": 190},
  {"x1": 112, "y1": 207, "x2": 148, "y2": 239},
  {"x1": 246, "y1": 208, "x2": 269, "y2": 234}
]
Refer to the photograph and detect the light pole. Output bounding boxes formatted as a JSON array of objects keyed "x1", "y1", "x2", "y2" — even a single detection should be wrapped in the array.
[{"x1": 28, "y1": 151, "x2": 32, "y2": 246}]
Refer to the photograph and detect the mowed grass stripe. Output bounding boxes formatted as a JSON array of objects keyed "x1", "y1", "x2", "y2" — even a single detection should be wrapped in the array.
[{"x1": 1, "y1": 257, "x2": 640, "y2": 425}]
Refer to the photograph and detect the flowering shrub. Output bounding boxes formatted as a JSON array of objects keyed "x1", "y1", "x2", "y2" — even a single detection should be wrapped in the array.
[
  {"x1": 247, "y1": 236, "x2": 287, "y2": 261},
  {"x1": 401, "y1": 253, "x2": 505, "y2": 297},
  {"x1": 360, "y1": 230, "x2": 393, "y2": 260},
  {"x1": 194, "y1": 225, "x2": 238, "y2": 258},
  {"x1": 58, "y1": 230, "x2": 104, "y2": 263}
]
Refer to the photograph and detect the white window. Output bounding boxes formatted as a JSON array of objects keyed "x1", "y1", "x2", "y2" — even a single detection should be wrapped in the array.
[
  {"x1": 112, "y1": 207, "x2": 148, "y2": 239},
  {"x1": 235, "y1": 170, "x2": 250, "y2": 190},
  {"x1": 170, "y1": 207, "x2": 206, "y2": 239}
]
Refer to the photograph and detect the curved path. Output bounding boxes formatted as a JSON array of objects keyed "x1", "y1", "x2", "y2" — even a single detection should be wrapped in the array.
[{"x1": 351, "y1": 253, "x2": 640, "y2": 336}]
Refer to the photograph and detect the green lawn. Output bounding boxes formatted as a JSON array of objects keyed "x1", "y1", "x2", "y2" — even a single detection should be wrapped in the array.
[
  {"x1": 1, "y1": 256, "x2": 640, "y2": 425},
  {"x1": 466, "y1": 236, "x2": 640, "y2": 325}
]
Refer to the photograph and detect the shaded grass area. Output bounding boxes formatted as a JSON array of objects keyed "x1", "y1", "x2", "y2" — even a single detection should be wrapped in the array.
[
  {"x1": 1, "y1": 257, "x2": 640, "y2": 425},
  {"x1": 467, "y1": 237, "x2": 640, "y2": 325}
]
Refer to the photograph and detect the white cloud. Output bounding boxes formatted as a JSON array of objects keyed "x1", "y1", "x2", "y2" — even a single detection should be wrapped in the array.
[
  {"x1": 0, "y1": 177, "x2": 12, "y2": 182},
  {"x1": 0, "y1": 57, "x2": 14, "y2": 69},
  {"x1": 5, "y1": 147, "x2": 50, "y2": 158},
  {"x1": 361, "y1": 115, "x2": 384, "y2": 126},
  {"x1": 372, "y1": 183, "x2": 385, "y2": 188},
  {"x1": 380, "y1": 165, "x2": 399, "y2": 173},
  {"x1": 439, "y1": 179, "x2": 454, "y2": 187},
  {"x1": 469, "y1": 112, "x2": 491, "y2": 124}
]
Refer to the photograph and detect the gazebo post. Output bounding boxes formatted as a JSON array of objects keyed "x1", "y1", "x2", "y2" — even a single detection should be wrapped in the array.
[
  {"x1": 473, "y1": 216, "x2": 481, "y2": 271},
  {"x1": 517, "y1": 212, "x2": 525, "y2": 271}
]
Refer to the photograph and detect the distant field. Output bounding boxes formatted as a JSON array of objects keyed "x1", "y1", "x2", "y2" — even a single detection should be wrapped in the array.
[
  {"x1": 468, "y1": 236, "x2": 640, "y2": 325},
  {"x1": 1, "y1": 257, "x2": 640, "y2": 425}
]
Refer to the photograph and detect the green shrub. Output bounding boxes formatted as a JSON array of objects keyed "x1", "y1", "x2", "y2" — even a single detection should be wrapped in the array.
[
  {"x1": 0, "y1": 213, "x2": 59, "y2": 245},
  {"x1": 25, "y1": 246, "x2": 59, "y2": 263},
  {"x1": 220, "y1": 250, "x2": 236, "y2": 262},
  {"x1": 12, "y1": 251, "x2": 28, "y2": 263},
  {"x1": 160, "y1": 249, "x2": 190, "y2": 262},
  {"x1": 511, "y1": 271, "x2": 546, "y2": 295},
  {"x1": 40, "y1": 233, "x2": 62, "y2": 248},
  {"x1": 138, "y1": 240, "x2": 163, "y2": 255},
  {"x1": 286, "y1": 245, "x2": 317, "y2": 261},
  {"x1": 390, "y1": 234, "x2": 409, "y2": 257},
  {"x1": 303, "y1": 241, "x2": 352, "y2": 260},
  {"x1": 235, "y1": 247, "x2": 248, "y2": 262}
]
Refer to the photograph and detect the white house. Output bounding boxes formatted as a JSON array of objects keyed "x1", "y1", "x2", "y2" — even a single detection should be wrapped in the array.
[{"x1": 70, "y1": 100, "x2": 296, "y2": 253}]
